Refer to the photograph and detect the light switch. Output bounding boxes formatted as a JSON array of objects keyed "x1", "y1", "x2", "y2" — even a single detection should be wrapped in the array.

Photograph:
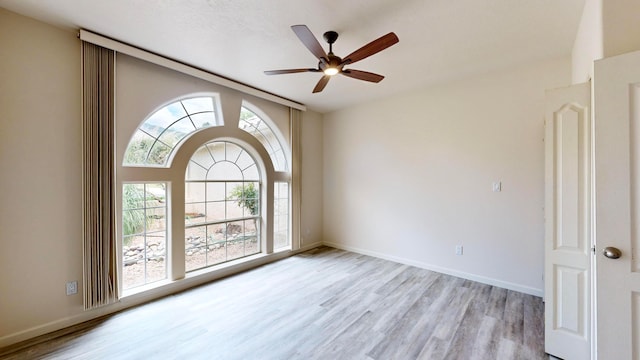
[{"x1": 492, "y1": 181, "x2": 502, "y2": 192}]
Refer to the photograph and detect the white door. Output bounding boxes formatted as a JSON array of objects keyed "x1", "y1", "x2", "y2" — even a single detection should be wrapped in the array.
[
  {"x1": 544, "y1": 82, "x2": 592, "y2": 360},
  {"x1": 594, "y1": 50, "x2": 640, "y2": 359}
]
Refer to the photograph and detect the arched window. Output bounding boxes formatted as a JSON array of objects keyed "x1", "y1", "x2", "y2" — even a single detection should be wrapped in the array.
[
  {"x1": 239, "y1": 104, "x2": 288, "y2": 172},
  {"x1": 184, "y1": 141, "x2": 261, "y2": 271},
  {"x1": 123, "y1": 96, "x2": 222, "y2": 167},
  {"x1": 119, "y1": 94, "x2": 292, "y2": 291}
]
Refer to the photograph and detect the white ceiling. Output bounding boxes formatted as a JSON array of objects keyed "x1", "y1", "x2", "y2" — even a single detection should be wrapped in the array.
[{"x1": 0, "y1": 0, "x2": 585, "y2": 113}]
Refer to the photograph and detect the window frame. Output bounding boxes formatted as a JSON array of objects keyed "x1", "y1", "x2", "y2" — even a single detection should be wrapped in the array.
[
  {"x1": 116, "y1": 94, "x2": 294, "y2": 297},
  {"x1": 184, "y1": 140, "x2": 263, "y2": 272},
  {"x1": 122, "y1": 95, "x2": 224, "y2": 168},
  {"x1": 121, "y1": 182, "x2": 169, "y2": 290}
]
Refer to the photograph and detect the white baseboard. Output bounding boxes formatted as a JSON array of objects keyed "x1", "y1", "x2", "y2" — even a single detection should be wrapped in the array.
[
  {"x1": 298, "y1": 241, "x2": 323, "y2": 252},
  {"x1": 0, "y1": 304, "x2": 115, "y2": 351},
  {"x1": 322, "y1": 241, "x2": 543, "y2": 297}
]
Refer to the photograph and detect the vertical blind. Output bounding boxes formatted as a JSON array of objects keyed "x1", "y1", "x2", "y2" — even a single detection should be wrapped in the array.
[
  {"x1": 81, "y1": 41, "x2": 118, "y2": 309},
  {"x1": 290, "y1": 108, "x2": 302, "y2": 249}
]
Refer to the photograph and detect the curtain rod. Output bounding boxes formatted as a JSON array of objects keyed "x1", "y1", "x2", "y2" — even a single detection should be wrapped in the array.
[{"x1": 79, "y1": 29, "x2": 306, "y2": 111}]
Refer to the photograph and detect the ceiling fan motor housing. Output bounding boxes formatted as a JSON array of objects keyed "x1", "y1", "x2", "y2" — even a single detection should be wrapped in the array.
[{"x1": 323, "y1": 31, "x2": 339, "y2": 45}]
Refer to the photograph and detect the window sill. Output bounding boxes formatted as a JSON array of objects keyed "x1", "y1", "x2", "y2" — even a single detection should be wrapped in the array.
[{"x1": 120, "y1": 249, "x2": 294, "y2": 301}]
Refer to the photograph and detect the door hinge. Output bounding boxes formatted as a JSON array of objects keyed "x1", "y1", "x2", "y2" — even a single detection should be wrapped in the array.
[{"x1": 591, "y1": 245, "x2": 596, "y2": 254}]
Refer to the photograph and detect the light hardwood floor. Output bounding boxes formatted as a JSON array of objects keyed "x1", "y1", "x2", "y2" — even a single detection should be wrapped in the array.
[{"x1": 0, "y1": 247, "x2": 547, "y2": 359}]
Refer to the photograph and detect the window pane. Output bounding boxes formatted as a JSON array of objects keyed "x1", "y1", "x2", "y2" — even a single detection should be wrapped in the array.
[
  {"x1": 208, "y1": 223, "x2": 226, "y2": 244},
  {"x1": 252, "y1": 131, "x2": 269, "y2": 148},
  {"x1": 147, "y1": 208, "x2": 166, "y2": 232},
  {"x1": 244, "y1": 218, "x2": 258, "y2": 237},
  {"x1": 226, "y1": 182, "x2": 258, "y2": 218},
  {"x1": 206, "y1": 142, "x2": 225, "y2": 163},
  {"x1": 226, "y1": 221, "x2": 245, "y2": 261},
  {"x1": 185, "y1": 182, "x2": 205, "y2": 203},
  {"x1": 274, "y1": 182, "x2": 290, "y2": 250},
  {"x1": 206, "y1": 202, "x2": 225, "y2": 222},
  {"x1": 186, "y1": 161, "x2": 207, "y2": 181},
  {"x1": 123, "y1": 96, "x2": 221, "y2": 168},
  {"x1": 122, "y1": 235, "x2": 138, "y2": 252},
  {"x1": 208, "y1": 162, "x2": 242, "y2": 181},
  {"x1": 158, "y1": 118, "x2": 194, "y2": 148},
  {"x1": 226, "y1": 200, "x2": 244, "y2": 219},
  {"x1": 190, "y1": 112, "x2": 216, "y2": 129},
  {"x1": 245, "y1": 219, "x2": 259, "y2": 255},
  {"x1": 186, "y1": 226, "x2": 206, "y2": 246},
  {"x1": 274, "y1": 150, "x2": 286, "y2": 173},
  {"x1": 146, "y1": 141, "x2": 172, "y2": 166},
  {"x1": 225, "y1": 143, "x2": 242, "y2": 163},
  {"x1": 245, "y1": 182, "x2": 260, "y2": 217},
  {"x1": 206, "y1": 182, "x2": 225, "y2": 202},
  {"x1": 122, "y1": 183, "x2": 167, "y2": 290},
  {"x1": 239, "y1": 107, "x2": 288, "y2": 172},
  {"x1": 122, "y1": 263, "x2": 144, "y2": 289},
  {"x1": 145, "y1": 231, "x2": 167, "y2": 283},
  {"x1": 146, "y1": 183, "x2": 166, "y2": 201},
  {"x1": 274, "y1": 231, "x2": 288, "y2": 250},
  {"x1": 122, "y1": 209, "x2": 145, "y2": 236},
  {"x1": 185, "y1": 203, "x2": 206, "y2": 226},
  {"x1": 123, "y1": 184, "x2": 145, "y2": 209},
  {"x1": 181, "y1": 97, "x2": 214, "y2": 115},
  {"x1": 191, "y1": 148, "x2": 216, "y2": 170},
  {"x1": 123, "y1": 130, "x2": 155, "y2": 166},
  {"x1": 226, "y1": 182, "x2": 243, "y2": 200},
  {"x1": 186, "y1": 226, "x2": 207, "y2": 272},
  {"x1": 243, "y1": 164, "x2": 260, "y2": 180},
  {"x1": 185, "y1": 140, "x2": 263, "y2": 273},
  {"x1": 207, "y1": 223, "x2": 227, "y2": 266},
  {"x1": 144, "y1": 104, "x2": 186, "y2": 137}
]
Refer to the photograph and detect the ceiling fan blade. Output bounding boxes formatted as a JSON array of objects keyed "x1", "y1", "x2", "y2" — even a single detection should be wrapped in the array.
[
  {"x1": 313, "y1": 75, "x2": 331, "y2": 93},
  {"x1": 291, "y1": 25, "x2": 328, "y2": 61},
  {"x1": 341, "y1": 69, "x2": 385, "y2": 83},
  {"x1": 342, "y1": 32, "x2": 399, "y2": 65},
  {"x1": 264, "y1": 68, "x2": 319, "y2": 75}
]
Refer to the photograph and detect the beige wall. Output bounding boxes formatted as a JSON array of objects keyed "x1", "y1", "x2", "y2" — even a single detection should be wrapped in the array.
[
  {"x1": 572, "y1": 0, "x2": 640, "y2": 83},
  {"x1": 602, "y1": 0, "x2": 640, "y2": 57},
  {"x1": 0, "y1": 8, "x2": 324, "y2": 346},
  {"x1": 572, "y1": 0, "x2": 603, "y2": 83},
  {"x1": 0, "y1": 8, "x2": 84, "y2": 339},
  {"x1": 323, "y1": 57, "x2": 572, "y2": 295}
]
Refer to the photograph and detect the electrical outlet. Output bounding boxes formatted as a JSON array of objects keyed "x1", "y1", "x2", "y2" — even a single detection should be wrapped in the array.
[
  {"x1": 455, "y1": 245, "x2": 463, "y2": 255},
  {"x1": 66, "y1": 281, "x2": 78, "y2": 295}
]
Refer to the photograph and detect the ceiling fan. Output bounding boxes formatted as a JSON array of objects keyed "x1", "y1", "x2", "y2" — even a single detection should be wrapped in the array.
[{"x1": 264, "y1": 25, "x2": 399, "y2": 93}]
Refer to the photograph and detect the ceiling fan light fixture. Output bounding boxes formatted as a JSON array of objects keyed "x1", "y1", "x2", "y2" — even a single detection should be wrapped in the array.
[
  {"x1": 323, "y1": 67, "x2": 339, "y2": 76},
  {"x1": 264, "y1": 25, "x2": 399, "y2": 93}
]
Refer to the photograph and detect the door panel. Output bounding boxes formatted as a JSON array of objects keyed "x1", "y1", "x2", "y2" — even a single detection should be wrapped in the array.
[
  {"x1": 544, "y1": 82, "x2": 591, "y2": 360},
  {"x1": 594, "y1": 50, "x2": 640, "y2": 360}
]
